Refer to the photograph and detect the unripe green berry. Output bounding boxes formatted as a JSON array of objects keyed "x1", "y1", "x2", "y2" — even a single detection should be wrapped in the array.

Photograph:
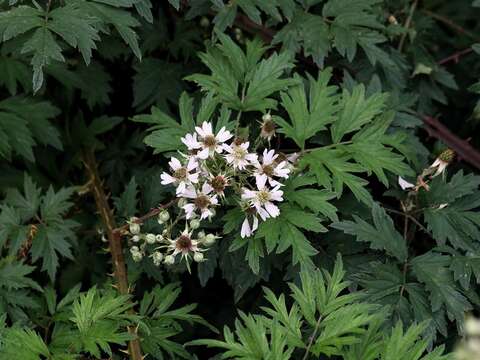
[
  {"x1": 158, "y1": 210, "x2": 170, "y2": 222},
  {"x1": 204, "y1": 233, "x2": 216, "y2": 246}
]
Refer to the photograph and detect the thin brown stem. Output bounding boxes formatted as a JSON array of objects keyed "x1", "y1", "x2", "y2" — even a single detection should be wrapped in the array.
[
  {"x1": 437, "y1": 47, "x2": 474, "y2": 65},
  {"x1": 422, "y1": 9, "x2": 480, "y2": 42},
  {"x1": 113, "y1": 199, "x2": 178, "y2": 236},
  {"x1": 302, "y1": 315, "x2": 322, "y2": 360},
  {"x1": 384, "y1": 207, "x2": 430, "y2": 235},
  {"x1": 82, "y1": 150, "x2": 143, "y2": 360},
  {"x1": 398, "y1": 0, "x2": 419, "y2": 52}
]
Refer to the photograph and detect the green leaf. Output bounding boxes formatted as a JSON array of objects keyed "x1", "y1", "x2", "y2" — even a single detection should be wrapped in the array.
[
  {"x1": 332, "y1": 203, "x2": 408, "y2": 262},
  {"x1": 331, "y1": 84, "x2": 388, "y2": 143},
  {"x1": 21, "y1": 26, "x2": 64, "y2": 92},
  {"x1": 411, "y1": 252, "x2": 472, "y2": 323},
  {"x1": 276, "y1": 69, "x2": 339, "y2": 148},
  {"x1": 300, "y1": 148, "x2": 373, "y2": 205}
]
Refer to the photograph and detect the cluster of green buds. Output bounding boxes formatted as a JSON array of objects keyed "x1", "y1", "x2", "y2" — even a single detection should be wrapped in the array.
[{"x1": 126, "y1": 209, "x2": 218, "y2": 271}]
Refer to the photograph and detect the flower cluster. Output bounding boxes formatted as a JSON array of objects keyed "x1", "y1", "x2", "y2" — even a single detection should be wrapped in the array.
[{"x1": 127, "y1": 121, "x2": 294, "y2": 267}]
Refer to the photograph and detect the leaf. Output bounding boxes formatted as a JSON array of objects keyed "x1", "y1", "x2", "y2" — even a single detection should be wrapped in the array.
[
  {"x1": 411, "y1": 252, "x2": 472, "y2": 323},
  {"x1": 276, "y1": 69, "x2": 339, "y2": 149},
  {"x1": 332, "y1": 203, "x2": 408, "y2": 262},
  {"x1": 21, "y1": 26, "x2": 64, "y2": 92},
  {"x1": 330, "y1": 84, "x2": 388, "y2": 143},
  {"x1": 300, "y1": 148, "x2": 373, "y2": 205}
]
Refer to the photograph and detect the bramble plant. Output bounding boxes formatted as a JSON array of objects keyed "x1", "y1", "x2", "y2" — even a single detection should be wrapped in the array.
[{"x1": 0, "y1": 1, "x2": 480, "y2": 359}]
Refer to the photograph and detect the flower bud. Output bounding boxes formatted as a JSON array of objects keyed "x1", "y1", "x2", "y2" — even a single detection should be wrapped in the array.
[
  {"x1": 101, "y1": 235, "x2": 108, "y2": 243},
  {"x1": 131, "y1": 251, "x2": 143, "y2": 262},
  {"x1": 164, "y1": 254, "x2": 175, "y2": 265},
  {"x1": 152, "y1": 251, "x2": 164, "y2": 266},
  {"x1": 198, "y1": 230, "x2": 206, "y2": 239},
  {"x1": 158, "y1": 210, "x2": 170, "y2": 222},
  {"x1": 190, "y1": 219, "x2": 201, "y2": 230},
  {"x1": 132, "y1": 235, "x2": 141, "y2": 243},
  {"x1": 204, "y1": 233, "x2": 216, "y2": 246},
  {"x1": 129, "y1": 222, "x2": 141, "y2": 235},
  {"x1": 145, "y1": 233, "x2": 156, "y2": 244},
  {"x1": 130, "y1": 246, "x2": 139, "y2": 253},
  {"x1": 193, "y1": 252, "x2": 204, "y2": 262},
  {"x1": 200, "y1": 16, "x2": 210, "y2": 28},
  {"x1": 155, "y1": 234, "x2": 164, "y2": 242}
]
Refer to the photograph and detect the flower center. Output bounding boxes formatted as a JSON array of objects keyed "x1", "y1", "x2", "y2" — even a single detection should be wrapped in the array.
[
  {"x1": 194, "y1": 195, "x2": 210, "y2": 209},
  {"x1": 202, "y1": 135, "x2": 217, "y2": 148},
  {"x1": 262, "y1": 119, "x2": 276, "y2": 134},
  {"x1": 176, "y1": 234, "x2": 192, "y2": 250},
  {"x1": 211, "y1": 176, "x2": 226, "y2": 193},
  {"x1": 257, "y1": 190, "x2": 271, "y2": 204},
  {"x1": 262, "y1": 164, "x2": 274, "y2": 177},
  {"x1": 233, "y1": 146, "x2": 247, "y2": 160},
  {"x1": 174, "y1": 167, "x2": 187, "y2": 180}
]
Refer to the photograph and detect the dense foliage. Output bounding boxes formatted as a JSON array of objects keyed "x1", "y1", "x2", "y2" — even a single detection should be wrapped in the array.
[{"x1": 0, "y1": 0, "x2": 480, "y2": 359}]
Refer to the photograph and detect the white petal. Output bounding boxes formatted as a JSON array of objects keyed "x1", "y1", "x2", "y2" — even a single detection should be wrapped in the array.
[
  {"x1": 255, "y1": 174, "x2": 268, "y2": 190},
  {"x1": 176, "y1": 182, "x2": 186, "y2": 194},
  {"x1": 181, "y1": 187, "x2": 197, "y2": 198},
  {"x1": 252, "y1": 216, "x2": 259, "y2": 232},
  {"x1": 241, "y1": 218, "x2": 251, "y2": 238},
  {"x1": 265, "y1": 202, "x2": 280, "y2": 217},
  {"x1": 398, "y1": 176, "x2": 415, "y2": 190},
  {"x1": 242, "y1": 189, "x2": 256, "y2": 200},
  {"x1": 169, "y1": 157, "x2": 182, "y2": 170},
  {"x1": 160, "y1": 173, "x2": 176, "y2": 185},
  {"x1": 197, "y1": 147, "x2": 210, "y2": 159},
  {"x1": 183, "y1": 204, "x2": 195, "y2": 218},
  {"x1": 216, "y1": 127, "x2": 233, "y2": 143},
  {"x1": 257, "y1": 207, "x2": 269, "y2": 221},
  {"x1": 187, "y1": 157, "x2": 198, "y2": 171},
  {"x1": 202, "y1": 182, "x2": 214, "y2": 194},
  {"x1": 188, "y1": 173, "x2": 199, "y2": 183}
]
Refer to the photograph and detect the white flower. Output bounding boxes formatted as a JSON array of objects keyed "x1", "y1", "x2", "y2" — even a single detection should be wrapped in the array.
[
  {"x1": 241, "y1": 211, "x2": 259, "y2": 238},
  {"x1": 180, "y1": 183, "x2": 219, "y2": 219},
  {"x1": 253, "y1": 149, "x2": 290, "y2": 186},
  {"x1": 398, "y1": 176, "x2": 415, "y2": 190},
  {"x1": 161, "y1": 156, "x2": 199, "y2": 194},
  {"x1": 209, "y1": 174, "x2": 229, "y2": 197},
  {"x1": 223, "y1": 141, "x2": 258, "y2": 170},
  {"x1": 182, "y1": 122, "x2": 233, "y2": 159},
  {"x1": 241, "y1": 175, "x2": 283, "y2": 221},
  {"x1": 167, "y1": 228, "x2": 201, "y2": 260},
  {"x1": 260, "y1": 113, "x2": 276, "y2": 141}
]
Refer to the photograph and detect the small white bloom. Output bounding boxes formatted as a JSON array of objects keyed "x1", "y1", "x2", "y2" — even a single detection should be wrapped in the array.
[
  {"x1": 160, "y1": 156, "x2": 199, "y2": 194},
  {"x1": 398, "y1": 176, "x2": 415, "y2": 190},
  {"x1": 209, "y1": 174, "x2": 230, "y2": 197},
  {"x1": 180, "y1": 183, "x2": 218, "y2": 220},
  {"x1": 167, "y1": 228, "x2": 200, "y2": 260},
  {"x1": 145, "y1": 233, "x2": 156, "y2": 244},
  {"x1": 241, "y1": 211, "x2": 259, "y2": 238},
  {"x1": 241, "y1": 175, "x2": 284, "y2": 221},
  {"x1": 253, "y1": 149, "x2": 290, "y2": 186},
  {"x1": 183, "y1": 122, "x2": 233, "y2": 159},
  {"x1": 223, "y1": 141, "x2": 258, "y2": 170}
]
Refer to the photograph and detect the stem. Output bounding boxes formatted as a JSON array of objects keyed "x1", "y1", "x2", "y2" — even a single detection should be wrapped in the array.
[
  {"x1": 302, "y1": 315, "x2": 322, "y2": 360},
  {"x1": 234, "y1": 86, "x2": 246, "y2": 135},
  {"x1": 383, "y1": 207, "x2": 430, "y2": 235},
  {"x1": 437, "y1": 47, "x2": 474, "y2": 65},
  {"x1": 422, "y1": 9, "x2": 480, "y2": 42},
  {"x1": 82, "y1": 150, "x2": 143, "y2": 360},
  {"x1": 398, "y1": 0, "x2": 418, "y2": 52},
  {"x1": 113, "y1": 200, "x2": 177, "y2": 236}
]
